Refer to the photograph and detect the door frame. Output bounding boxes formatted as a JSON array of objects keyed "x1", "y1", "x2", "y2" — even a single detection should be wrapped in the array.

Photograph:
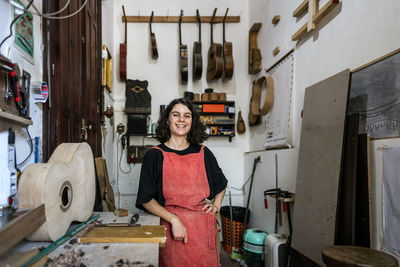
[{"x1": 42, "y1": 0, "x2": 103, "y2": 160}]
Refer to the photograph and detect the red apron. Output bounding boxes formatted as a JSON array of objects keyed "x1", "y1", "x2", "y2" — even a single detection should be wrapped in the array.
[{"x1": 154, "y1": 146, "x2": 220, "y2": 267}]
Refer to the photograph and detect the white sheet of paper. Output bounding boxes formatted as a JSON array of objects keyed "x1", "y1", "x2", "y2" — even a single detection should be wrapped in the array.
[{"x1": 383, "y1": 147, "x2": 400, "y2": 257}]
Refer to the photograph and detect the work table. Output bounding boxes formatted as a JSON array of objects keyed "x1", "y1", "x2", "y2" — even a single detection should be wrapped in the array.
[{"x1": 0, "y1": 211, "x2": 161, "y2": 266}]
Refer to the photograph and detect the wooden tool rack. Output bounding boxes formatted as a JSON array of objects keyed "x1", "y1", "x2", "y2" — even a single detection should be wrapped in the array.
[{"x1": 122, "y1": 14, "x2": 240, "y2": 24}]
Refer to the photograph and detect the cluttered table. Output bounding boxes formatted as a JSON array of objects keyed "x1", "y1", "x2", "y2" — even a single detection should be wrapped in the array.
[{"x1": 0, "y1": 211, "x2": 162, "y2": 267}]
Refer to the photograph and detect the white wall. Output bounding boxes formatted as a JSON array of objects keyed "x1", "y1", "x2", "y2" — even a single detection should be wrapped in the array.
[
  {"x1": 246, "y1": 0, "x2": 400, "y2": 239},
  {"x1": 0, "y1": 1, "x2": 43, "y2": 170},
  {"x1": 102, "y1": 0, "x2": 251, "y2": 210},
  {"x1": 101, "y1": 0, "x2": 400, "y2": 238}
]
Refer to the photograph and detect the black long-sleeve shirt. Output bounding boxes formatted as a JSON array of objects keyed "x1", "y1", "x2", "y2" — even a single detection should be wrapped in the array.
[{"x1": 135, "y1": 143, "x2": 227, "y2": 211}]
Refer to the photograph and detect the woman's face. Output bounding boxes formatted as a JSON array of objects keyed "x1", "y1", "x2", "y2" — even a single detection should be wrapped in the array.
[{"x1": 168, "y1": 103, "x2": 192, "y2": 138}]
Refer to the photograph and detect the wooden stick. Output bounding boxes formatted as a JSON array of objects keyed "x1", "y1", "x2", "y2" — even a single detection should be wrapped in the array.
[
  {"x1": 293, "y1": 0, "x2": 309, "y2": 17},
  {"x1": 124, "y1": 15, "x2": 240, "y2": 23}
]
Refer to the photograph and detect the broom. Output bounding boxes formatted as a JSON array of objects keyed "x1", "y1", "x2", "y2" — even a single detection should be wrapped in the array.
[{"x1": 229, "y1": 190, "x2": 242, "y2": 260}]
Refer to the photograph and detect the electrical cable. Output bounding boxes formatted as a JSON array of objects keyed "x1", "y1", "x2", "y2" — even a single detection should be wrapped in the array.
[
  {"x1": 0, "y1": 0, "x2": 34, "y2": 50},
  {"x1": 116, "y1": 133, "x2": 122, "y2": 209},
  {"x1": 228, "y1": 157, "x2": 261, "y2": 192},
  {"x1": 118, "y1": 134, "x2": 132, "y2": 174},
  {"x1": 16, "y1": 126, "x2": 33, "y2": 167},
  {"x1": 28, "y1": 0, "x2": 88, "y2": 20},
  {"x1": 27, "y1": 0, "x2": 71, "y2": 16}
]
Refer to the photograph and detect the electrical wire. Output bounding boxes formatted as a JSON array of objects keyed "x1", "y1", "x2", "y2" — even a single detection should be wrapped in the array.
[
  {"x1": 228, "y1": 156, "x2": 261, "y2": 192},
  {"x1": 27, "y1": 0, "x2": 71, "y2": 16},
  {"x1": 16, "y1": 126, "x2": 33, "y2": 167},
  {"x1": 0, "y1": 0, "x2": 34, "y2": 50},
  {"x1": 115, "y1": 133, "x2": 122, "y2": 209},
  {"x1": 118, "y1": 134, "x2": 132, "y2": 174},
  {"x1": 28, "y1": 0, "x2": 88, "y2": 20}
]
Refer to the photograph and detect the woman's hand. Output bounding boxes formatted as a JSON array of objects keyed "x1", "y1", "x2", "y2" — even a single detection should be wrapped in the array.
[
  {"x1": 201, "y1": 200, "x2": 220, "y2": 214},
  {"x1": 170, "y1": 216, "x2": 188, "y2": 243}
]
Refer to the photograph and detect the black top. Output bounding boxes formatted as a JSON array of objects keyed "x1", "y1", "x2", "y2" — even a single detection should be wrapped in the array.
[{"x1": 135, "y1": 143, "x2": 227, "y2": 211}]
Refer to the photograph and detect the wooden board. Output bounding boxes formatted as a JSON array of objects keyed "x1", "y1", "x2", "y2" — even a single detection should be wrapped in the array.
[
  {"x1": 95, "y1": 157, "x2": 115, "y2": 211},
  {"x1": 78, "y1": 225, "x2": 166, "y2": 244},
  {"x1": 291, "y1": 69, "x2": 350, "y2": 266},
  {"x1": 0, "y1": 249, "x2": 47, "y2": 267},
  {"x1": 0, "y1": 205, "x2": 45, "y2": 256},
  {"x1": 336, "y1": 113, "x2": 359, "y2": 245},
  {"x1": 355, "y1": 134, "x2": 372, "y2": 247}
]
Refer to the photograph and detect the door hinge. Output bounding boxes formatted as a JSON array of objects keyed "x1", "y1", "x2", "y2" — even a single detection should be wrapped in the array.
[
  {"x1": 51, "y1": 64, "x2": 55, "y2": 76},
  {"x1": 81, "y1": 36, "x2": 85, "y2": 44}
]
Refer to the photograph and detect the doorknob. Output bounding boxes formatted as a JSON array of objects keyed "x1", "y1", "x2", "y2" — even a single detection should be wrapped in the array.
[{"x1": 81, "y1": 118, "x2": 92, "y2": 140}]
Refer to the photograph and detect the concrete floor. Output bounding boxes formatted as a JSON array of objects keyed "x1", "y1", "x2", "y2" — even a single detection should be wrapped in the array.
[{"x1": 220, "y1": 244, "x2": 242, "y2": 267}]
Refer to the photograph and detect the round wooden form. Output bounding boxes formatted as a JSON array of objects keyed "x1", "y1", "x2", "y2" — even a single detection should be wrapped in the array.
[
  {"x1": 322, "y1": 246, "x2": 399, "y2": 267},
  {"x1": 18, "y1": 143, "x2": 96, "y2": 241}
]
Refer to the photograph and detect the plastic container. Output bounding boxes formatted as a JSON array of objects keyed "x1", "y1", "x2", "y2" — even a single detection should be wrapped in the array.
[
  {"x1": 220, "y1": 206, "x2": 250, "y2": 253},
  {"x1": 244, "y1": 229, "x2": 268, "y2": 267}
]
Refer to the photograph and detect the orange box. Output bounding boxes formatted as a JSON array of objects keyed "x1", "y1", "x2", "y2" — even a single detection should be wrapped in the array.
[{"x1": 202, "y1": 104, "x2": 225, "y2": 113}]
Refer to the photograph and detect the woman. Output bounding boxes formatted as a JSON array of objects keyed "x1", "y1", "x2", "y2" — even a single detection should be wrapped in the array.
[{"x1": 136, "y1": 98, "x2": 227, "y2": 266}]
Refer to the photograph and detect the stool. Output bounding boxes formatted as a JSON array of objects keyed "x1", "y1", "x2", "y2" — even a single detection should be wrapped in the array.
[{"x1": 322, "y1": 246, "x2": 399, "y2": 267}]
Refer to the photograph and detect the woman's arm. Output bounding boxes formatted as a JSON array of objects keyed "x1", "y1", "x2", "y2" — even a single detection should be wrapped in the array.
[
  {"x1": 143, "y1": 199, "x2": 188, "y2": 243},
  {"x1": 202, "y1": 188, "x2": 226, "y2": 214}
]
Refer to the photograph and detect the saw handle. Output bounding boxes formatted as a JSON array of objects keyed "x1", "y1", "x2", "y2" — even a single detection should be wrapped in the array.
[{"x1": 8, "y1": 63, "x2": 21, "y2": 106}]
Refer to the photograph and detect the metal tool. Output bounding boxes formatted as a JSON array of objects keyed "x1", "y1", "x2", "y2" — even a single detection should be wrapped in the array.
[
  {"x1": 130, "y1": 213, "x2": 139, "y2": 224},
  {"x1": 106, "y1": 213, "x2": 140, "y2": 227}
]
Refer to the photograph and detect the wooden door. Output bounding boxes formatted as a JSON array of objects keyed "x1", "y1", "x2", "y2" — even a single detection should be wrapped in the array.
[{"x1": 43, "y1": 0, "x2": 102, "y2": 160}]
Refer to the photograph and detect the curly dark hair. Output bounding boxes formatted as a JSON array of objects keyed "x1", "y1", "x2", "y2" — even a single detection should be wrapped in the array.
[{"x1": 156, "y1": 98, "x2": 208, "y2": 145}]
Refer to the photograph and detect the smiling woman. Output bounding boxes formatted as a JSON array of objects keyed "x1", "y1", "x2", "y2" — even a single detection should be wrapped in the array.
[{"x1": 136, "y1": 98, "x2": 227, "y2": 267}]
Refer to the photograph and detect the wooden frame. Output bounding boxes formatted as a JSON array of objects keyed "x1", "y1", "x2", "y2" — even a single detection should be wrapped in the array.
[{"x1": 292, "y1": 0, "x2": 340, "y2": 41}]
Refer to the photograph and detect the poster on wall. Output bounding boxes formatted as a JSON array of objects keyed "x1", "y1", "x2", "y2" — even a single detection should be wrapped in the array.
[
  {"x1": 348, "y1": 50, "x2": 400, "y2": 139},
  {"x1": 264, "y1": 51, "x2": 294, "y2": 148},
  {"x1": 13, "y1": 1, "x2": 34, "y2": 60}
]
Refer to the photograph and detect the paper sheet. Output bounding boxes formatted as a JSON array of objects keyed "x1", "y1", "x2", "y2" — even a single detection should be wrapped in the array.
[{"x1": 383, "y1": 147, "x2": 400, "y2": 257}]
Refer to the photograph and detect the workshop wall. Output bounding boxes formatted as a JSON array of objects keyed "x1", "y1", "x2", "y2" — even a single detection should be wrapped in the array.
[
  {"x1": 101, "y1": 0, "x2": 251, "y2": 210},
  {"x1": 0, "y1": 1, "x2": 43, "y2": 170},
  {"x1": 245, "y1": 0, "x2": 400, "y2": 237}
]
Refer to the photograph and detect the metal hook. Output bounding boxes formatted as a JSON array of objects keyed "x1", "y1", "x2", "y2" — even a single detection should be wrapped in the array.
[
  {"x1": 223, "y1": 8, "x2": 229, "y2": 23},
  {"x1": 211, "y1": 8, "x2": 217, "y2": 24},
  {"x1": 122, "y1": 5, "x2": 127, "y2": 23},
  {"x1": 196, "y1": 9, "x2": 201, "y2": 23},
  {"x1": 179, "y1": 9, "x2": 184, "y2": 24},
  {"x1": 150, "y1": 11, "x2": 154, "y2": 33}
]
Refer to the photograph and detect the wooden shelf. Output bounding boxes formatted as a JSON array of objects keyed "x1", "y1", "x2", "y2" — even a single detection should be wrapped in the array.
[
  {"x1": 0, "y1": 111, "x2": 32, "y2": 126},
  {"x1": 193, "y1": 101, "x2": 235, "y2": 105},
  {"x1": 204, "y1": 123, "x2": 235, "y2": 126},
  {"x1": 124, "y1": 15, "x2": 240, "y2": 24}
]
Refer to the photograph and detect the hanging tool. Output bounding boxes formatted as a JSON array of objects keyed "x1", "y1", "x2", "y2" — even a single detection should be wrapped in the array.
[
  {"x1": 104, "y1": 213, "x2": 140, "y2": 227},
  {"x1": 8, "y1": 63, "x2": 23, "y2": 110},
  {"x1": 264, "y1": 188, "x2": 295, "y2": 246}
]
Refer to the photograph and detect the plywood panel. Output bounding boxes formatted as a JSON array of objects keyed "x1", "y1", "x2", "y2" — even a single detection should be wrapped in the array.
[
  {"x1": 78, "y1": 225, "x2": 166, "y2": 244},
  {"x1": 291, "y1": 69, "x2": 350, "y2": 265}
]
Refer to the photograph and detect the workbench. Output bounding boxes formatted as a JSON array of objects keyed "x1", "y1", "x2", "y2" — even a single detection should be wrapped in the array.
[{"x1": 0, "y1": 211, "x2": 161, "y2": 266}]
